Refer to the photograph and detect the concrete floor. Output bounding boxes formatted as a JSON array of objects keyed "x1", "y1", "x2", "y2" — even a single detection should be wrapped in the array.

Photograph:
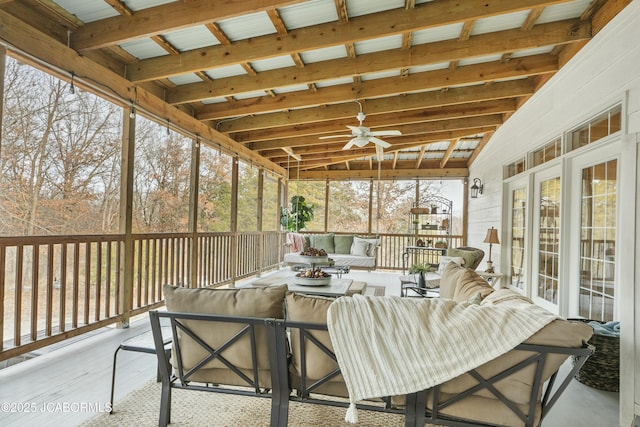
[{"x1": 0, "y1": 269, "x2": 620, "y2": 426}]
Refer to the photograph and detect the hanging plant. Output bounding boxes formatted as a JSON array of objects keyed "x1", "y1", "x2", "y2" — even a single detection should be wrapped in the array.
[{"x1": 282, "y1": 195, "x2": 314, "y2": 231}]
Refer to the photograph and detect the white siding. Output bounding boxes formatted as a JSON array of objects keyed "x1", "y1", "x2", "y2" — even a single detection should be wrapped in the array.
[{"x1": 468, "y1": 2, "x2": 640, "y2": 424}]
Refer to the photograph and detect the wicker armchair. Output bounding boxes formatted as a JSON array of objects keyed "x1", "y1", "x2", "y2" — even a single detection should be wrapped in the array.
[{"x1": 446, "y1": 246, "x2": 485, "y2": 270}]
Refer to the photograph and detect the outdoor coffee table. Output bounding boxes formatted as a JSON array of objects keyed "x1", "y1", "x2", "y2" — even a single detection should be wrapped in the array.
[{"x1": 251, "y1": 271, "x2": 360, "y2": 297}]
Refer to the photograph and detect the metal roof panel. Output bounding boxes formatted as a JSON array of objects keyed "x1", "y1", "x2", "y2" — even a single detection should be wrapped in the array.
[
  {"x1": 278, "y1": 0, "x2": 339, "y2": 30},
  {"x1": 217, "y1": 11, "x2": 277, "y2": 41}
]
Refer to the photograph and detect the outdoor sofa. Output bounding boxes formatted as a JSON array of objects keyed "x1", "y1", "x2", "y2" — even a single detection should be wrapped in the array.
[
  {"x1": 283, "y1": 233, "x2": 379, "y2": 269},
  {"x1": 149, "y1": 265, "x2": 593, "y2": 427}
]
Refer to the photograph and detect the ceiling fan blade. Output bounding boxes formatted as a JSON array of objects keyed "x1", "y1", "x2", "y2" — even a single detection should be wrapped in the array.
[
  {"x1": 319, "y1": 134, "x2": 353, "y2": 139},
  {"x1": 342, "y1": 140, "x2": 356, "y2": 150},
  {"x1": 370, "y1": 136, "x2": 392, "y2": 148},
  {"x1": 369, "y1": 130, "x2": 402, "y2": 136},
  {"x1": 375, "y1": 144, "x2": 384, "y2": 162}
]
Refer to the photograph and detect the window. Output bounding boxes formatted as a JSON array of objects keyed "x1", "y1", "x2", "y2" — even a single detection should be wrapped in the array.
[
  {"x1": 569, "y1": 105, "x2": 621, "y2": 151},
  {"x1": 504, "y1": 157, "x2": 526, "y2": 179},
  {"x1": 531, "y1": 138, "x2": 561, "y2": 167},
  {"x1": 510, "y1": 187, "x2": 527, "y2": 290}
]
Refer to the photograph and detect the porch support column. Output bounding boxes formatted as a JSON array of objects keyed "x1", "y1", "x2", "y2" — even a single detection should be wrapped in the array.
[
  {"x1": 230, "y1": 156, "x2": 239, "y2": 286},
  {"x1": 324, "y1": 179, "x2": 330, "y2": 232},
  {"x1": 118, "y1": 106, "x2": 135, "y2": 327},
  {"x1": 188, "y1": 137, "x2": 200, "y2": 288},
  {"x1": 368, "y1": 178, "x2": 374, "y2": 235},
  {"x1": 278, "y1": 176, "x2": 285, "y2": 264},
  {"x1": 257, "y1": 169, "x2": 264, "y2": 275}
]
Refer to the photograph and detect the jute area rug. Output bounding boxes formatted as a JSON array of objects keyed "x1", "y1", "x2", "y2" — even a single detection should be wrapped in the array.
[{"x1": 82, "y1": 380, "x2": 417, "y2": 426}]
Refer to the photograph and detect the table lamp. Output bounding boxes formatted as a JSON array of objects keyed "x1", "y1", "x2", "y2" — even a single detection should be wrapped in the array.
[{"x1": 483, "y1": 227, "x2": 500, "y2": 273}]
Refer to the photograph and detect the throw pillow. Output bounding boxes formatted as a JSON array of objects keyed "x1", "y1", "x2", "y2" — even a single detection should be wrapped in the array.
[
  {"x1": 446, "y1": 248, "x2": 478, "y2": 270},
  {"x1": 350, "y1": 240, "x2": 369, "y2": 257},
  {"x1": 451, "y1": 269, "x2": 494, "y2": 303},
  {"x1": 334, "y1": 235, "x2": 355, "y2": 254},
  {"x1": 438, "y1": 262, "x2": 468, "y2": 300},
  {"x1": 354, "y1": 236, "x2": 379, "y2": 257},
  {"x1": 309, "y1": 233, "x2": 335, "y2": 253},
  {"x1": 438, "y1": 256, "x2": 465, "y2": 273}
]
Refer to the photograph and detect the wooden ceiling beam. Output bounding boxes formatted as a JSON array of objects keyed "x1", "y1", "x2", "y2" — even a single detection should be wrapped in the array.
[
  {"x1": 71, "y1": 0, "x2": 307, "y2": 51},
  {"x1": 126, "y1": 0, "x2": 576, "y2": 82},
  {"x1": 217, "y1": 79, "x2": 534, "y2": 132},
  {"x1": 440, "y1": 139, "x2": 459, "y2": 168},
  {"x1": 297, "y1": 168, "x2": 468, "y2": 181},
  {"x1": 166, "y1": 19, "x2": 588, "y2": 102},
  {"x1": 231, "y1": 99, "x2": 515, "y2": 142},
  {"x1": 197, "y1": 54, "x2": 557, "y2": 120},
  {"x1": 252, "y1": 126, "x2": 498, "y2": 152}
]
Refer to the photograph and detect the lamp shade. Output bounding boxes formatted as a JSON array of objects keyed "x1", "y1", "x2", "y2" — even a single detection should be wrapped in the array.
[{"x1": 483, "y1": 227, "x2": 500, "y2": 244}]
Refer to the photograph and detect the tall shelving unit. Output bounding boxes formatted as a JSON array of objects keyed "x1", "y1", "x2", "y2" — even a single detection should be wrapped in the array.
[{"x1": 403, "y1": 196, "x2": 452, "y2": 272}]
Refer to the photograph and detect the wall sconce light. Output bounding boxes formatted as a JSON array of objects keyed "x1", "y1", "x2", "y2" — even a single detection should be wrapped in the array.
[{"x1": 470, "y1": 178, "x2": 483, "y2": 198}]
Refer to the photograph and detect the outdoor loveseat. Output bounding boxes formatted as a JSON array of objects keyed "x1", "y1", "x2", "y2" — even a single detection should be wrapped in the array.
[{"x1": 150, "y1": 266, "x2": 593, "y2": 427}]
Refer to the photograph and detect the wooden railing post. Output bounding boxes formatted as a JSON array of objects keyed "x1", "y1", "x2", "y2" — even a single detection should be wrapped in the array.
[{"x1": 118, "y1": 107, "x2": 135, "y2": 327}]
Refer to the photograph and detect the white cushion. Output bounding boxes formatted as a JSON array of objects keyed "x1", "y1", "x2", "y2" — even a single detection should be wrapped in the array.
[
  {"x1": 353, "y1": 236, "x2": 379, "y2": 257},
  {"x1": 350, "y1": 240, "x2": 369, "y2": 256},
  {"x1": 438, "y1": 256, "x2": 465, "y2": 273}
]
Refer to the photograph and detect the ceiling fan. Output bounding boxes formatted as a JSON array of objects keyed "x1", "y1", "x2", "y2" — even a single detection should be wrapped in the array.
[{"x1": 319, "y1": 107, "x2": 401, "y2": 161}]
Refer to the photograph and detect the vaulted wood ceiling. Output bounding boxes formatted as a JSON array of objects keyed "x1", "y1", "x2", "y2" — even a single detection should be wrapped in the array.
[{"x1": 0, "y1": 0, "x2": 630, "y2": 180}]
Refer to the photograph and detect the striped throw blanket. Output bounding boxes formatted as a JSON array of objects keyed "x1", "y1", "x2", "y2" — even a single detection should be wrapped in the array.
[{"x1": 326, "y1": 294, "x2": 557, "y2": 423}]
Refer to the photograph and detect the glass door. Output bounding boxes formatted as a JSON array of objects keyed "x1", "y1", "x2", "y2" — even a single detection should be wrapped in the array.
[{"x1": 532, "y1": 169, "x2": 561, "y2": 312}]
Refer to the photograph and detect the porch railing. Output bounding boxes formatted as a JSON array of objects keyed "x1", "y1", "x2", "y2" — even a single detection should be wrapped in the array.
[
  {"x1": 0, "y1": 231, "x2": 459, "y2": 361},
  {"x1": 0, "y1": 231, "x2": 282, "y2": 362}
]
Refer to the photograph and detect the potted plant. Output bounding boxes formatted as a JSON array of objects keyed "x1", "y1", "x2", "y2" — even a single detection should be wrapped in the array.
[
  {"x1": 281, "y1": 195, "x2": 315, "y2": 231},
  {"x1": 434, "y1": 240, "x2": 448, "y2": 249},
  {"x1": 409, "y1": 262, "x2": 435, "y2": 288}
]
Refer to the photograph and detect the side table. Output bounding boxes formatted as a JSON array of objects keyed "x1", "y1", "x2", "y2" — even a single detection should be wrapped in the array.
[
  {"x1": 110, "y1": 326, "x2": 172, "y2": 412},
  {"x1": 477, "y1": 271, "x2": 505, "y2": 289}
]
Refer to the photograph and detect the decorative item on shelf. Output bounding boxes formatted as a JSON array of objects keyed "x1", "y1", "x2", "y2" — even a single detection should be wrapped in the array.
[
  {"x1": 430, "y1": 204, "x2": 438, "y2": 214},
  {"x1": 434, "y1": 240, "x2": 448, "y2": 249},
  {"x1": 483, "y1": 226, "x2": 500, "y2": 273},
  {"x1": 416, "y1": 239, "x2": 425, "y2": 247},
  {"x1": 410, "y1": 207, "x2": 430, "y2": 214},
  {"x1": 441, "y1": 218, "x2": 450, "y2": 230},
  {"x1": 470, "y1": 178, "x2": 484, "y2": 198},
  {"x1": 426, "y1": 239, "x2": 433, "y2": 247},
  {"x1": 421, "y1": 224, "x2": 428, "y2": 230}
]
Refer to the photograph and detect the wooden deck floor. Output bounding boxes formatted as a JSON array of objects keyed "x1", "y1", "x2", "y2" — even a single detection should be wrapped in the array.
[{"x1": 0, "y1": 270, "x2": 620, "y2": 427}]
